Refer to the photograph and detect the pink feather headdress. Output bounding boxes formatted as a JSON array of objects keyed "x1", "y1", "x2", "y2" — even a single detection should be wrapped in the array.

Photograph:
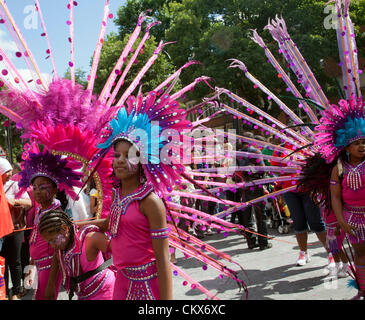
[
  {"x1": 315, "y1": 97, "x2": 365, "y2": 163},
  {"x1": 29, "y1": 121, "x2": 113, "y2": 218}
]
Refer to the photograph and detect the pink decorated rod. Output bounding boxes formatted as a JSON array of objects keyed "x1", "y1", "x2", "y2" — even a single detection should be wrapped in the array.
[
  {"x1": 154, "y1": 60, "x2": 202, "y2": 93},
  {"x1": 0, "y1": 0, "x2": 48, "y2": 91},
  {"x1": 107, "y1": 21, "x2": 161, "y2": 108},
  {"x1": 35, "y1": 0, "x2": 58, "y2": 79},
  {"x1": 265, "y1": 16, "x2": 330, "y2": 109},
  {"x1": 228, "y1": 59, "x2": 314, "y2": 140},
  {"x1": 115, "y1": 40, "x2": 176, "y2": 107},
  {"x1": 87, "y1": 0, "x2": 110, "y2": 93},
  {"x1": 334, "y1": 0, "x2": 361, "y2": 98},
  {"x1": 220, "y1": 101, "x2": 309, "y2": 151},
  {"x1": 250, "y1": 29, "x2": 319, "y2": 124},
  {"x1": 99, "y1": 11, "x2": 149, "y2": 104},
  {"x1": 194, "y1": 128, "x2": 306, "y2": 158},
  {"x1": 170, "y1": 76, "x2": 213, "y2": 101},
  {"x1": 169, "y1": 258, "x2": 219, "y2": 300},
  {"x1": 68, "y1": 0, "x2": 75, "y2": 86}
]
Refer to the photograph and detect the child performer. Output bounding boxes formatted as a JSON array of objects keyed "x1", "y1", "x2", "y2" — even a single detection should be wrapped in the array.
[
  {"x1": 16, "y1": 146, "x2": 83, "y2": 300},
  {"x1": 39, "y1": 210, "x2": 115, "y2": 300},
  {"x1": 314, "y1": 97, "x2": 365, "y2": 299},
  {"x1": 87, "y1": 89, "x2": 202, "y2": 300},
  {"x1": 330, "y1": 138, "x2": 365, "y2": 298}
]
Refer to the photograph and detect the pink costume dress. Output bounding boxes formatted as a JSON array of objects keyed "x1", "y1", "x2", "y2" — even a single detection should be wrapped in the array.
[
  {"x1": 58, "y1": 225, "x2": 115, "y2": 300},
  {"x1": 109, "y1": 184, "x2": 160, "y2": 300},
  {"x1": 29, "y1": 200, "x2": 62, "y2": 300},
  {"x1": 341, "y1": 160, "x2": 365, "y2": 244}
]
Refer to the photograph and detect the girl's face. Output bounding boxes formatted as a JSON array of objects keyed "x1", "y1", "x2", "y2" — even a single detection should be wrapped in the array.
[
  {"x1": 346, "y1": 139, "x2": 365, "y2": 160},
  {"x1": 32, "y1": 176, "x2": 58, "y2": 205},
  {"x1": 40, "y1": 224, "x2": 69, "y2": 250},
  {"x1": 1, "y1": 170, "x2": 12, "y2": 184},
  {"x1": 113, "y1": 140, "x2": 141, "y2": 181}
]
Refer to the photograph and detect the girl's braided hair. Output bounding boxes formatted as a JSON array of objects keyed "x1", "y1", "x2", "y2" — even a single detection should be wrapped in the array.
[{"x1": 39, "y1": 209, "x2": 74, "y2": 243}]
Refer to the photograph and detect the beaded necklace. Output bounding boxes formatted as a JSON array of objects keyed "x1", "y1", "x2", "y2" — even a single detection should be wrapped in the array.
[
  {"x1": 29, "y1": 199, "x2": 61, "y2": 244},
  {"x1": 344, "y1": 160, "x2": 365, "y2": 191},
  {"x1": 109, "y1": 183, "x2": 154, "y2": 238}
]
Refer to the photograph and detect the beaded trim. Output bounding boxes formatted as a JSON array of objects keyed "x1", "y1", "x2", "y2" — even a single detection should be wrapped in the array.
[
  {"x1": 343, "y1": 205, "x2": 365, "y2": 215},
  {"x1": 108, "y1": 184, "x2": 154, "y2": 238},
  {"x1": 344, "y1": 209, "x2": 365, "y2": 243},
  {"x1": 29, "y1": 200, "x2": 61, "y2": 245},
  {"x1": 343, "y1": 160, "x2": 365, "y2": 191},
  {"x1": 150, "y1": 227, "x2": 170, "y2": 239},
  {"x1": 120, "y1": 260, "x2": 158, "y2": 300},
  {"x1": 78, "y1": 270, "x2": 110, "y2": 300}
]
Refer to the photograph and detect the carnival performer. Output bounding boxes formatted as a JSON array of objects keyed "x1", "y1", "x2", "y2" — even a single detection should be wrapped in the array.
[
  {"x1": 16, "y1": 145, "x2": 83, "y2": 300},
  {"x1": 318, "y1": 105, "x2": 365, "y2": 299},
  {"x1": 38, "y1": 209, "x2": 115, "y2": 300}
]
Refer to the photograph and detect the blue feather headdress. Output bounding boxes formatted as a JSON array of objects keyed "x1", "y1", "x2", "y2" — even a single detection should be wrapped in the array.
[{"x1": 96, "y1": 90, "x2": 192, "y2": 197}]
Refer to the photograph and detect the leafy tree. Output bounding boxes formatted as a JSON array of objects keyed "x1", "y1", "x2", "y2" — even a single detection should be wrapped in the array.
[{"x1": 64, "y1": 67, "x2": 88, "y2": 88}]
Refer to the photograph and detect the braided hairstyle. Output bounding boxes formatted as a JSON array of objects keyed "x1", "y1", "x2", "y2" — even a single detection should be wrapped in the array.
[{"x1": 39, "y1": 209, "x2": 75, "y2": 246}]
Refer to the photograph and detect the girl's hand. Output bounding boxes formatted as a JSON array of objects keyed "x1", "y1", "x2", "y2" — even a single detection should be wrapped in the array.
[
  {"x1": 334, "y1": 224, "x2": 342, "y2": 236},
  {"x1": 338, "y1": 221, "x2": 357, "y2": 237}
]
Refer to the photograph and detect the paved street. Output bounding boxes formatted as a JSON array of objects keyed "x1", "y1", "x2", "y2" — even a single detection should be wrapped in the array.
[{"x1": 18, "y1": 225, "x2": 357, "y2": 301}]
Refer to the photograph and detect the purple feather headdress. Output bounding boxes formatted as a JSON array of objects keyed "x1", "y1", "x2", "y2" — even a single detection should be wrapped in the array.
[{"x1": 17, "y1": 148, "x2": 83, "y2": 200}]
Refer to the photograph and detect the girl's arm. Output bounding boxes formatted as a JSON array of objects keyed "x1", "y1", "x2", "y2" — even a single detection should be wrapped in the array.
[
  {"x1": 75, "y1": 216, "x2": 109, "y2": 232},
  {"x1": 7, "y1": 198, "x2": 32, "y2": 210},
  {"x1": 44, "y1": 252, "x2": 60, "y2": 300},
  {"x1": 90, "y1": 196, "x2": 98, "y2": 216},
  {"x1": 330, "y1": 165, "x2": 357, "y2": 237},
  {"x1": 140, "y1": 193, "x2": 173, "y2": 300}
]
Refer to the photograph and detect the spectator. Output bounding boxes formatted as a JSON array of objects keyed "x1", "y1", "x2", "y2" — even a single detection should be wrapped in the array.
[
  {"x1": 237, "y1": 132, "x2": 272, "y2": 250},
  {"x1": 0, "y1": 158, "x2": 32, "y2": 300},
  {"x1": 272, "y1": 142, "x2": 330, "y2": 267}
]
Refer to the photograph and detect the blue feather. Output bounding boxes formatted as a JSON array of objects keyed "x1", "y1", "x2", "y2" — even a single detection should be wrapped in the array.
[{"x1": 347, "y1": 278, "x2": 358, "y2": 290}]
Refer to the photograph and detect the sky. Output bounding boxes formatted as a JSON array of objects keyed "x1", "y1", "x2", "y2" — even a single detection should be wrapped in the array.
[{"x1": 0, "y1": 0, "x2": 126, "y2": 88}]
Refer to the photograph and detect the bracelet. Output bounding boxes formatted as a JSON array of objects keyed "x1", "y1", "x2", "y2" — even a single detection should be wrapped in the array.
[
  {"x1": 150, "y1": 227, "x2": 170, "y2": 239},
  {"x1": 330, "y1": 180, "x2": 339, "y2": 185}
]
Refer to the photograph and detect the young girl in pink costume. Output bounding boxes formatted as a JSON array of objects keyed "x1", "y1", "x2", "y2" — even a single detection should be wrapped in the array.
[
  {"x1": 90, "y1": 90, "x2": 195, "y2": 300},
  {"x1": 313, "y1": 96, "x2": 365, "y2": 299},
  {"x1": 108, "y1": 140, "x2": 171, "y2": 300},
  {"x1": 17, "y1": 148, "x2": 83, "y2": 300},
  {"x1": 39, "y1": 210, "x2": 115, "y2": 300},
  {"x1": 330, "y1": 138, "x2": 365, "y2": 298},
  {"x1": 27, "y1": 176, "x2": 63, "y2": 300}
]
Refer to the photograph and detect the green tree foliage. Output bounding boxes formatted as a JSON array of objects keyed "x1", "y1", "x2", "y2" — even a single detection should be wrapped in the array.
[
  {"x1": 112, "y1": 0, "x2": 365, "y2": 115},
  {"x1": 64, "y1": 67, "x2": 88, "y2": 88}
]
